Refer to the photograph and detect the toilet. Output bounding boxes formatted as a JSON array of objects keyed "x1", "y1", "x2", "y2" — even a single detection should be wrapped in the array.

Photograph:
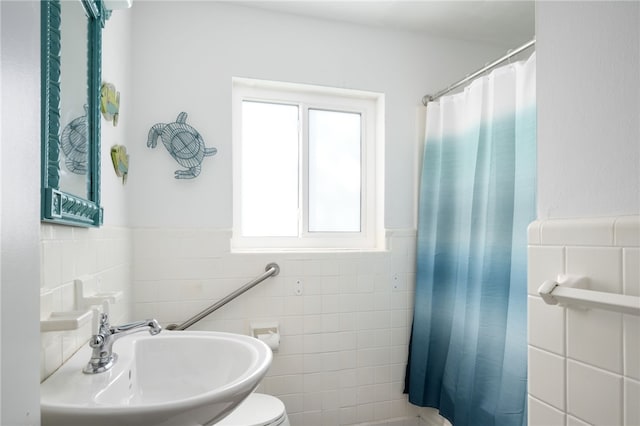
[{"x1": 216, "y1": 393, "x2": 290, "y2": 426}]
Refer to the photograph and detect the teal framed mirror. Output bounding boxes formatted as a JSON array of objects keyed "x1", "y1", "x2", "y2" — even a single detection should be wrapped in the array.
[{"x1": 41, "y1": 0, "x2": 108, "y2": 227}]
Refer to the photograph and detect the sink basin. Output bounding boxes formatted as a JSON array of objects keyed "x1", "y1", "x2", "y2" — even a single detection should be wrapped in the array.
[{"x1": 41, "y1": 331, "x2": 272, "y2": 426}]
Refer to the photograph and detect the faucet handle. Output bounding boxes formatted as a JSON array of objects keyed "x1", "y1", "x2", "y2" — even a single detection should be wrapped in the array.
[
  {"x1": 91, "y1": 307, "x2": 110, "y2": 335},
  {"x1": 98, "y1": 311, "x2": 111, "y2": 335},
  {"x1": 110, "y1": 319, "x2": 162, "y2": 335}
]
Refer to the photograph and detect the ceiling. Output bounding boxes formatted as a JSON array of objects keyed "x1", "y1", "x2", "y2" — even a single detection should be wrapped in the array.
[{"x1": 235, "y1": 1, "x2": 535, "y2": 47}]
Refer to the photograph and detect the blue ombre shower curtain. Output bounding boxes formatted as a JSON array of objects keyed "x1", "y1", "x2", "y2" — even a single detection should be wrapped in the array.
[{"x1": 406, "y1": 53, "x2": 536, "y2": 426}]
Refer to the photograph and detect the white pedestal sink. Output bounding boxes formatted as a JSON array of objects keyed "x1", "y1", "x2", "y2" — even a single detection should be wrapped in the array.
[{"x1": 41, "y1": 331, "x2": 272, "y2": 426}]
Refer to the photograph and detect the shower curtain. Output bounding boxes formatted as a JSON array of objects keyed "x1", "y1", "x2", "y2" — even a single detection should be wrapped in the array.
[{"x1": 406, "y1": 53, "x2": 536, "y2": 426}]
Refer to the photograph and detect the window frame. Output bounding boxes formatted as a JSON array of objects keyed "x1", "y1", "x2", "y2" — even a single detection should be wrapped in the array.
[{"x1": 231, "y1": 77, "x2": 384, "y2": 251}]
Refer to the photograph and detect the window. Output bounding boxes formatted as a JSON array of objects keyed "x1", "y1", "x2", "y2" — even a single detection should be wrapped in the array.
[{"x1": 232, "y1": 78, "x2": 384, "y2": 250}]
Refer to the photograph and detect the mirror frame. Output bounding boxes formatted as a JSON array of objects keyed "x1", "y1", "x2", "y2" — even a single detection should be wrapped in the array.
[{"x1": 41, "y1": 0, "x2": 108, "y2": 227}]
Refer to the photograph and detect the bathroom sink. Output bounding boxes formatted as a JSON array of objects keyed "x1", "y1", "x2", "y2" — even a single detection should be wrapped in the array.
[{"x1": 40, "y1": 331, "x2": 272, "y2": 426}]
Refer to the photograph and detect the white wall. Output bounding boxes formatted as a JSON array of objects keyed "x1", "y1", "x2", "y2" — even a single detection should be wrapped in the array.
[
  {"x1": 0, "y1": 1, "x2": 42, "y2": 423},
  {"x1": 537, "y1": 1, "x2": 640, "y2": 219},
  {"x1": 101, "y1": 7, "x2": 134, "y2": 227},
  {"x1": 127, "y1": 1, "x2": 506, "y2": 230}
]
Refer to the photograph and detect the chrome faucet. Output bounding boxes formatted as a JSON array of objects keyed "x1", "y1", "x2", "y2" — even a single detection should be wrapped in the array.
[{"x1": 83, "y1": 312, "x2": 162, "y2": 374}]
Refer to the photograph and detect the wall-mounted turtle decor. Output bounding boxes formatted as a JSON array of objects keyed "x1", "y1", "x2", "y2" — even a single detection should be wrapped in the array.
[
  {"x1": 147, "y1": 112, "x2": 217, "y2": 179},
  {"x1": 60, "y1": 105, "x2": 88, "y2": 175}
]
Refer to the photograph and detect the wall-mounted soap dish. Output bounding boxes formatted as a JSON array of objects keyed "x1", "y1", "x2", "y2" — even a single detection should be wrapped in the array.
[
  {"x1": 41, "y1": 310, "x2": 93, "y2": 332},
  {"x1": 75, "y1": 275, "x2": 123, "y2": 309}
]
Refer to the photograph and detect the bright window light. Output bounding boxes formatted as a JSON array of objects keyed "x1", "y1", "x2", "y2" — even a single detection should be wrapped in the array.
[
  {"x1": 241, "y1": 101, "x2": 299, "y2": 237},
  {"x1": 308, "y1": 109, "x2": 361, "y2": 232},
  {"x1": 232, "y1": 78, "x2": 384, "y2": 250}
]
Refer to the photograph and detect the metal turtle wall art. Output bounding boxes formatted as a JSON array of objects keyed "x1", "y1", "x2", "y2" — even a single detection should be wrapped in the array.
[
  {"x1": 60, "y1": 105, "x2": 89, "y2": 175},
  {"x1": 147, "y1": 112, "x2": 217, "y2": 179}
]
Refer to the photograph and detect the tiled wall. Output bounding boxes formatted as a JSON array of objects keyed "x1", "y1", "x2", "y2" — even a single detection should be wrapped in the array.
[
  {"x1": 40, "y1": 225, "x2": 133, "y2": 380},
  {"x1": 527, "y1": 216, "x2": 640, "y2": 426},
  {"x1": 132, "y1": 228, "x2": 420, "y2": 425}
]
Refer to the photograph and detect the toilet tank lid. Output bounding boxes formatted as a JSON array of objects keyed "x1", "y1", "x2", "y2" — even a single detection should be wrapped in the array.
[{"x1": 217, "y1": 393, "x2": 286, "y2": 426}]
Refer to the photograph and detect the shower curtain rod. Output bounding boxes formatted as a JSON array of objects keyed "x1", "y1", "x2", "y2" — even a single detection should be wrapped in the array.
[{"x1": 422, "y1": 38, "x2": 536, "y2": 106}]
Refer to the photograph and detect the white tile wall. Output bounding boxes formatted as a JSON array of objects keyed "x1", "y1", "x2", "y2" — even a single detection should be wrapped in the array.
[
  {"x1": 40, "y1": 225, "x2": 133, "y2": 380},
  {"x1": 529, "y1": 346, "x2": 566, "y2": 410},
  {"x1": 528, "y1": 396, "x2": 566, "y2": 426},
  {"x1": 528, "y1": 216, "x2": 640, "y2": 426},
  {"x1": 132, "y1": 228, "x2": 422, "y2": 425},
  {"x1": 567, "y1": 360, "x2": 622, "y2": 426},
  {"x1": 528, "y1": 295, "x2": 565, "y2": 355},
  {"x1": 42, "y1": 217, "x2": 637, "y2": 425},
  {"x1": 624, "y1": 378, "x2": 640, "y2": 425}
]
